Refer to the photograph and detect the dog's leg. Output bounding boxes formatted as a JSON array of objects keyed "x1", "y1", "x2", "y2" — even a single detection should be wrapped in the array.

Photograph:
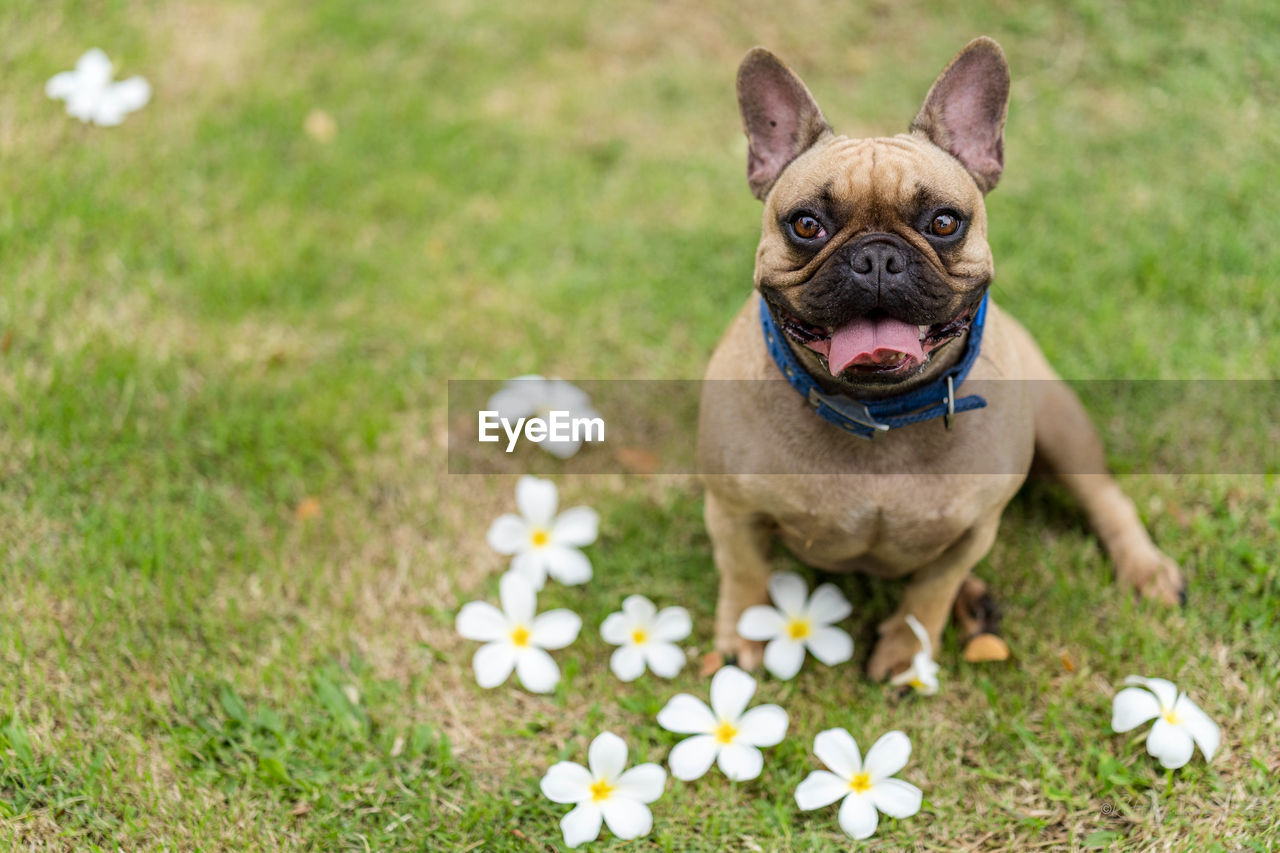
[
  {"x1": 867, "y1": 514, "x2": 1001, "y2": 680},
  {"x1": 1003, "y1": 315, "x2": 1184, "y2": 605},
  {"x1": 705, "y1": 489, "x2": 774, "y2": 670}
]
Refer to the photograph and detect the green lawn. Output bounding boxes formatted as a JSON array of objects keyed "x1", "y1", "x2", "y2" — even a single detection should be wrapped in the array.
[{"x1": 2, "y1": 0, "x2": 1277, "y2": 849}]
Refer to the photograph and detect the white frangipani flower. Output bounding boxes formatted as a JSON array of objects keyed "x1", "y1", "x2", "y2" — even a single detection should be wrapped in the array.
[
  {"x1": 1111, "y1": 675, "x2": 1220, "y2": 769},
  {"x1": 486, "y1": 475, "x2": 598, "y2": 590},
  {"x1": 46, "y1": 48, "x2": 151, "y2": 126},
  {"x1": 888, "y1": 614, "x2": 941, "y2": 695},
  {"x1": 736, "y1": 571, "x2": 853, "y2": 680},
  {"x1": 795, "y1": 728, "x2": 923, "y2": 840},
  {"x1": 600, "y1": 595, "x2": 691, "y2": 682},
  {"x1": 540, "y1": 732, "x2": 666, "y2": 848},
  {"x1": 656, "y1": 665, "x2": 788, "y2": 781},
  {"x1": 455, "y1": 572, "x2": 580, "y2": 693},
  {"x1": 487, "y1": 375, "x2": 601, "y2": 458}
]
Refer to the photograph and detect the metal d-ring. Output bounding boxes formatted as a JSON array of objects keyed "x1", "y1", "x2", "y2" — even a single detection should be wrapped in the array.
[{"x1": 943, "y1": 375, "x2": 956, "y2": 430}]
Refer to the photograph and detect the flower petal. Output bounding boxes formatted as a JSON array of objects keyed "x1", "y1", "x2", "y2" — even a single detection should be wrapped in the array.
[
  {"x1": 837, "y1": 791, "x2": 879, "y2": 840},
  {"x1": 530, "y1": 609, "x2": 581, "y2": 650},
  {"x1": 486, "y1": 514, "x2": 529, "y2": 555},
  {"x1": 903, "y1": 613, "x2": 931, "y2": 656},
  {"x1": 540, "y1": 761, "x2": 593, "y2": 804},
  {"x1": 650, "y1": 606, "x2": 692, "y2": 642},
  {"x1": 737, "y1": 605, "x2": 786, "y2": 641},
  {"x1": 863, "y1": 730, "x2": 912, "y2": 782},
  {"x1": 507, "y1": 554, "x2": 547, "y2": 591},
  {"x1": 1146, "y1": 717, "x2": 1195, "y2": 769},
  {"x1": 486, "y1": 382, "x2": 540, "y2": 419},
  {"x1": 514, "y1": 647, "x2": 560, "y2": 693},
  {"x1": 600, "y1": 611, "x2": 633, "y2": 645},
  {"x1": 621, "y1": 594, "x2": 657, "y2": 623},
  {"x1": 588, "y1": 732, "x2": 629, "y2": 781},
  {"x1": 600, "y1": 797, "x2": 652, "y2": 841},
  {"x1": 499, "y1": 572, "x2": 536, "y2": 624},
  {"x1": 657, "y1": 695, "x2": 716, "y2": 734},
  {"x1": 735, "y1": 704, "x2": 788, "y2": 747},
  {"x1": 806, "y1": 583, "x2": 852, "y2": 625},
  {"x1": 709, "y1": 665, "x2": 756, "y2": 721},
  {"x1": 1173, "y1": 694, "x2": 1220, "y2": 762},
  {"x1": 1123, "y1": 675, "x2": 1178, "y2": 712},
  {"x1": 642, "y1": 642, "x2": 686, "y2": 679},
  {"x1": 543, "y1": 546, "x2": 592, "y2": 586},
  {"x1": 545, "y1": 379, "x2": 593, "y2": 411},
  {"x1": 613, "y1": 763, "x2": 666, "y2": 804},
  {"x1": 805, "y1": 625, "x2": 854, "y2": 667},
  {"x1": 768, "y1": 571, "x2": 809, "y2": 617},
  {"x1": 541, "y1": 435, "x2": 583, "y2": 459},
  {"x1": 560, "y1": 803, "x2": 602, "y2": 848},
  {"x1": 763, "y1": 636, "x2": 807, "y2": 680},
  {"x1": 455, "y1": 601, "x2": 508, "y2": 642},
  {"x1": 795, "y1": 770, "x2": 850, "y2": 811},
  {"x1": 716, "y1": 742, "x2": 764, "y2": 781},
  {"x1": 1111, "y1": 687, "x2": 1162, "y2": 733},
  {"x1": 45, "y1": 70, "x2": 78, "y2": 99},
  {"x1": 610, "y1": 645, "x2": 647, "y2": 682},
  {"x1": 472, "y1": 642, "x2": 516, "y2": 689},
  {"x1": 667, "y1": 734, "x2": 719, "y2": 781},
  {"x1": 870, "y1": 778, "x2": 923, "y2": 819},
  {"x1": 552, "y1": 506, "x2": 599, "y2": 547},
  {"x1": 814, "y1": 728, "x2": 862, "y2": 779},
  {"x1": 516, "y1": 475, "x2": 558, "y2": 526}
]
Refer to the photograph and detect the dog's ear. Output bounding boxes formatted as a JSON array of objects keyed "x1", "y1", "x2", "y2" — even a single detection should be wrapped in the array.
[
  {"x1": 911, "y1": 37, "x2": 1010, "y2": 193},
  {"x1": 737, "y1": 48, "x2": 830, "y2": 201}
]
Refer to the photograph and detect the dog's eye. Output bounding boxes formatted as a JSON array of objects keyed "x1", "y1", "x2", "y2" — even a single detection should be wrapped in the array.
[
  {"x1": 929, "y1": 213, "x2": 960, "y2": 237},
  {"x1": 790, "y1": 214, "x2": 824, "y2": 241}
]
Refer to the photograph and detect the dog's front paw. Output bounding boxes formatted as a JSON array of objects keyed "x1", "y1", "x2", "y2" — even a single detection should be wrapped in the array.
[
  {"x1": 713, "y1": 631, "x2": 765, "y2": 672},
  {"x1": 865, "y1": 617, "x2": 921, "y2": 682},
  {"x1": 1115, "y1": 545, "x2": 1185, "y2": 606}
]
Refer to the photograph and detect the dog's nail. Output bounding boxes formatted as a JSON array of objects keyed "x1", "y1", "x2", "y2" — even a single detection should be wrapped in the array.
[{"x1": 1178, "y1": 586, "x2": 1188, "y2": 607}]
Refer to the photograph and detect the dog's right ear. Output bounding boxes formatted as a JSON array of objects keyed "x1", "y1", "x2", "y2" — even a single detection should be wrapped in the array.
[{"x1": 737, "y1": 48, "x2": 830, "y2": 201}]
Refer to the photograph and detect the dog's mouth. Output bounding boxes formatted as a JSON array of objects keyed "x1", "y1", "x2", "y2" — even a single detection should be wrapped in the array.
[{"x1": 775, "y1": 303, "x2": 980, "y2": 377}]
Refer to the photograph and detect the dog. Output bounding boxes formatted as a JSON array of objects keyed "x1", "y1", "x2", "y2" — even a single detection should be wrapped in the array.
[{"x1": 697, "y1": 37, "x2": 1184, "y2": 680}]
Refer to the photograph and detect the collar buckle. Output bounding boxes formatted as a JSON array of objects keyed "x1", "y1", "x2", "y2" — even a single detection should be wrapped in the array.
[{"x1": 807, "y1": 388, "x2": 892, "y2": 435}]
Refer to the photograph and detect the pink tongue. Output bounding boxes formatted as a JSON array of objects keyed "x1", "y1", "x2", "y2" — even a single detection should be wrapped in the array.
[{"x1": 826, "y1": 316, "x2": 925, "y2": 375}]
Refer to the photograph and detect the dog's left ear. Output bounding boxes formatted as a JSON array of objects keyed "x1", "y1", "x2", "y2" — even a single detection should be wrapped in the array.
[
  {"x1": 911, "y1": 37, "x2": 1010, "y2": 193},
  {"x1": 737, "y1": 48, "x2": 831, "y2": 201}
]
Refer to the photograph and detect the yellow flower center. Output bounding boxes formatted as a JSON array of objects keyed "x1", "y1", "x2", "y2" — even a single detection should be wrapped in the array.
[
  {"x1": 714, "y1": 721, "x2": 738, "y2": 745},
  {"x1": 909, "y1": 677, "x2": 925, "y2": 690},
  {"x1": 589, "y1": 779, "x2": 614, "y2": 803},
  {"x1": 1163, "y1": 710, "x2": 1180, "y2": 725},
  {"x1": 631, "y1": 628, "x2": 648, "y2": 645},
  {"x1": 530, "y1": 528, "x2": 550, "y2": 547},
  {"x1": 787, "y1": 618, "x2": 811, "y2": 640},
  {"x1": 849, "y1": 772, "x2": 872, "y2": 794},
  {"x1": 510, "y1": 625, "x2": 531, "y2": 647}
]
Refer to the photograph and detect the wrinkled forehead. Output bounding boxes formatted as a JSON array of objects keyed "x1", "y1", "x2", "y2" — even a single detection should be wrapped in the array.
[{"x1": 767, "y1": 134, "x2": 982, "y2": 224}]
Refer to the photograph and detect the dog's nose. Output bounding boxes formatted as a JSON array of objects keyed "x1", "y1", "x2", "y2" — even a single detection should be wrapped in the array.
[{"x1": 849, "y1": 241, "x2": 909, "y2": 289}]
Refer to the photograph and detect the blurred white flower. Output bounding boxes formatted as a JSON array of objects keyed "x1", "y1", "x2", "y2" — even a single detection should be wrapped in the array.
[
  {"x1": 795, "y1": 729, "x2": 923, "y2": 840},
  {"x1": 46, "y1": 48, "x2": 151, "y2": 126},
  {"x1": 1111, "y1": 675, "x2": 1220, "y2": 769},
  {"x1": 540, "y1": 732, "x2": 666, "y2": 848},
  {"x1": 888, "y1": 614, "x2": 940, "y2": 695},
  {"x1": 487, "y1": 375, "x2": 600, "y2": 458},
  {"x1": 656, "y1": 665, "x2": 787, "y2": 781},
  {"x1": 600, "y1": 595, "x2": 691, "y2": 681},
  {"x1": 487, "y1": 475, "x2": 598, "y2": 589},
  {"x1": 455, "y1": 572, "x2": 580, "y2": 693},
  {"x1": 736, "y1": 572, "x2": 853, "y2": 679}
]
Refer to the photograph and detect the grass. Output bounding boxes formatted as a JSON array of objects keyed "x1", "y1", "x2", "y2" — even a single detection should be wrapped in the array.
[{"x1": 1, "y1": 0, "x2": 1278, "y2": 849}]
